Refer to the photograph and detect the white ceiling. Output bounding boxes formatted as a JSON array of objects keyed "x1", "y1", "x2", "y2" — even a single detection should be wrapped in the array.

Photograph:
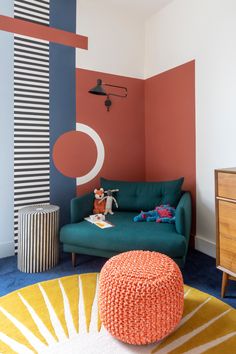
[{"x1": 107, "y1": 0, "x2": 175, "y2": 19}]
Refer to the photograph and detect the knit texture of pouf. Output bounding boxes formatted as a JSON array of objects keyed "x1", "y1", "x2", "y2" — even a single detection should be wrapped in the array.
[{"x1": 98, "y1": 251, "x2": 184, "y2": 345}]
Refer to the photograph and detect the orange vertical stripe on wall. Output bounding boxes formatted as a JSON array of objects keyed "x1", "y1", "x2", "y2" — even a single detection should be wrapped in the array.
[{"x1": 145, "y1": 60, "x2": 196, "y2": 237}]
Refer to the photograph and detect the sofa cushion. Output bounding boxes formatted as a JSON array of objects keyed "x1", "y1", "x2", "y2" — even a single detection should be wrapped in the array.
[
  {"x1": 60, "y1": 212, "x2": 186, "y2": 258},
  {"x1": 101, "y1": 177, "x2": 184, "y2": 211}
]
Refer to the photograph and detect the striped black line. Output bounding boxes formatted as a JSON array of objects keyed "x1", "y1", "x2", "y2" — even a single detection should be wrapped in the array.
[
  {"x1": 14, "y1": 53, "x2": 49, "y2": 63},
  {"x1": 14, "y1": 110, "x2": 49, "y2": 115},
  {"x1": 14, "y1": 4, "x2": 49, "y2": 18},
  {"x1": 14, "y1": 11, "x2": 49, "y2": 22},
  {"x1": 15, "y1": 5, "x2": 49, "y2": 17},
  {"x1": 14, "y1": 47, "x2": 49, "y2": 56},
  {"x1": 14, "y1": 200, "x2": 50, "y2": 209},
  {"x1": 14, "y1": 185, "x2": 50, "y2": 190},
  {"x1": 15, "y1": 165, "x2": 49, "y2": 171},
  {"x1": 14, "y1": 180, "x2": 50, "y2": 186},
  {"x1": 14, "y1": 90, "x2": 49, "y2": 96},
  {"x1": 14, "y1": 186, "x2": 50, "y2": 191},
  {"x1": 14, "y1": 69, "x2": 49, "y2": 76},
  {"x1": 14, "y1": 66, "x2": 49, "y2": 74},
  {"x1": 16, "y1": 0, "x2": 49, "y2": 10},
  {"x1": 14, "y1": 150, "x2": 50, "y2": 154},
  {"x1": 15, "y1": 13, "x2": 49, "y2": 26},
  {"x1": 14, "y1": 138, "x2": 49, "y2": 141},
  {"x1": 14, "y1": 42, "x2": 49, "y2": 51},
  {"x1": 14, "y1": 37, "x2": 49, "y2": 47},
  {"x1": 14, "y1": 62, "x2": 49, "y2": 71},
  {"x1": 14, "y1": 0, "x2": 50, "y2": 253},
  {"x1": 14, "y1": 157, "x2": 50, "y2": 162},
  {"x1": 14, "y1": 16, "x2": 49, "y2": 26},
  {"x1": 14, "y1": 194, "x2": 50, "y2": 202},
  {"x1": 14, "y1": 63, "x2": 49, "y2": 70},
  {"x1": 14, "y1": 78, "x2": 49, "y2": 86},
  {"x1": 14, "y1": 122, "x2": 49, "y2": 126},
  {"x1": 14, "y1": 95, "x2": 49, "y2": 100},
  {"x1": 14, "y1": 99, "x2": 49, "y2": 104},
  {"x1": 14, "y1": 164, "x2": 49, "y2": 170},
  {"x1": 14, "y1": 194, "x2": 50, "y2": 201},
  {"x1": 14, "y1": 3, "x2": 49, "y2": 23}
]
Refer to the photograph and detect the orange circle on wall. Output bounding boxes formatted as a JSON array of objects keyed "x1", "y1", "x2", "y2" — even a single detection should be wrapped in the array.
[{"x1": 53, "y1": 131, "x2": 97, "y2": 178}]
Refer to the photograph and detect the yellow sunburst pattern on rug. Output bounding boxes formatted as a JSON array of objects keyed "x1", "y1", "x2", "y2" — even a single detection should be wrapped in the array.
[{"x1": 0, "y1": 274, "x2": 235, "y2": 353}]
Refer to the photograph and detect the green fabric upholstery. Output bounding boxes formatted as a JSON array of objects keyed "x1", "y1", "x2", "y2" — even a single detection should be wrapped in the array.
[
  {"x1": 62, "y1": 245, "x2": 185, "y2": 268},
  {"x1": 60, "y1": 180, "x2": 192, "y2": 268},
  {"x1": 175, "y1": 192, "x2": 192, "y2": 239},
  {"x1": 101, "y1": 177, "x2": 184, "y2": 210},
  {"x1": 61, "y1": 212, "x2": 186, "y2": 258},
  {"x1": 71, "y1": 193, "x2": 93, "y2": 223}
]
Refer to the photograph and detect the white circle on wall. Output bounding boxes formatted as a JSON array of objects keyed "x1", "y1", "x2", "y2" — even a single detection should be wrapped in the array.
[{"x1": 76, "y1": 123, "x2": 105, "y2": 186}]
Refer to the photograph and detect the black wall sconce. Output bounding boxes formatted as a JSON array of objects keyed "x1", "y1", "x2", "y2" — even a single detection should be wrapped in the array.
[{"x1": 88, "y1": 79, "x2": 128, "y2": 112}]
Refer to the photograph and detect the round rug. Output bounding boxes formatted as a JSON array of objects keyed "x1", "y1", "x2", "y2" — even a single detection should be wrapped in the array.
[{"x1": 0, "y1": 273, "x2": 235, "y2": 353}]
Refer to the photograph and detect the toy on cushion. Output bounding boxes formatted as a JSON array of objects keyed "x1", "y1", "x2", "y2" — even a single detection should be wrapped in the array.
[
  {"x1": 133, "y1": 205, "x2": 176, "y2": 223},
  {"x1": 133, "y1": 210, "x2": 157, "y2": 222},
  {"x1": 155, "y1": 205, "x2": 176, "y2": 223},
  {"x1": 99, "y1": 189, "x2": 119, "y2": 215},
  {"x1": 93, "y1": 188, "x2": 106, "y2": 214}
]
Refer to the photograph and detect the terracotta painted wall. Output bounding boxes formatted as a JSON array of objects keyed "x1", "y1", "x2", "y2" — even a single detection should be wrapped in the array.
[
  {"x1": 145, "y1": 60, "x2": 196, "y2": 233},
  {"x1": 75, "y1": 68, "x2": 145, "y2": 195},
  {"x1": 54, "y1": 62, "x2": 195, "y2": 234}
]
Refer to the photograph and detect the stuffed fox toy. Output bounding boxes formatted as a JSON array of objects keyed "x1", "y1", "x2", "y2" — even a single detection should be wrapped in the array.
[{"x1": 93, "y1": 188, "x2": 106, "y2": 214}]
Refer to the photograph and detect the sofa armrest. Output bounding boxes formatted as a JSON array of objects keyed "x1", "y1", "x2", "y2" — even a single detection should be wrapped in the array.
[
  {"x1": 71, "y1": 193, "x2": 94, "y2": 223},
  {"x1": 175, "y1": 192, "x2": 192, "y2": 241}
]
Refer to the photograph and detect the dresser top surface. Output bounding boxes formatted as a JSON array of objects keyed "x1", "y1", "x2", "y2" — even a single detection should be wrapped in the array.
[{"x1": 215, "y1": 167, "x2": 236, "y2": 173}]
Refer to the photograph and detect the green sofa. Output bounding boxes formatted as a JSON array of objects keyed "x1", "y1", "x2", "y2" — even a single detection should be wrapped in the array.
[{"x1": 60, "y1": 177, "x2": 192, "y2": 268}]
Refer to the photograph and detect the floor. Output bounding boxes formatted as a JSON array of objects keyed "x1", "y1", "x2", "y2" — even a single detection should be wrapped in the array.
[{"x1": 0, "y1": 249, "x2": 236, "y2": 308}]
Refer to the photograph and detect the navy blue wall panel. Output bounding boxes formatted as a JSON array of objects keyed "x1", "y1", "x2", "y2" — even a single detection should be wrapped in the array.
[{"x1": 50, "y1": 0, "x2": 76, "y2": 226}]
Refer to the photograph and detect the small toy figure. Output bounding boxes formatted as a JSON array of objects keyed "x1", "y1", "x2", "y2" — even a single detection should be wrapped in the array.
[
  {"x1": 133, "y1": 205, "x2": 176, "y2": 223},
  {"x1": 93, "y1": 188, "x2": 106, "y2": 214},
  {"x1": 155, "y1": 205, "x2": 175, "y2": 223},
  {"x1": 133, "y1": 210, "x2": 157, "y2": 222},
  {"x1": 99, "y1": 189, "x2": 119, "y2": 215}
]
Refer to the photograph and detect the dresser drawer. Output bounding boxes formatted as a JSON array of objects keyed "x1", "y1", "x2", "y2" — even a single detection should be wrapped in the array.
[
  {"x1": 219, "y1": 234, "x2": 236, "y2": 273},
  {"x1": 218, "y1": 200, "x2": 236, "y2": 273},
  {"x1": 218, "y1": 172, "x2": 236, "y2": 199}
]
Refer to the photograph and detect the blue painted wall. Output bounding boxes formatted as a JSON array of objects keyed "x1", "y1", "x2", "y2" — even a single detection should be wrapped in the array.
[
  {"x1": 50, "y1": 0, "x2": 77, "y2": 226},
  {"x1": 0, "y1": 0, "x2": 14, "y2": 257}
]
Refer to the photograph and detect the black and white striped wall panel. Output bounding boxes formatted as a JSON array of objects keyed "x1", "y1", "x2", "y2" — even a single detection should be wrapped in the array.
[{"x1": 14, "y1": 0, "x2": 50, "y2": 252}]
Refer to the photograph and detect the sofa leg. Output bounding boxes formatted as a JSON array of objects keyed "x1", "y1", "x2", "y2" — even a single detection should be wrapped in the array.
[{"x1": 72, "y1": 252, "x2": 77, "y2": 267}]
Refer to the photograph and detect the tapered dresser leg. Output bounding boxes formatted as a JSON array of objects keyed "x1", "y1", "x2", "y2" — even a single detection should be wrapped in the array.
[
  {"x1": 72, "y1": 252, "x2": 77, "y2": 267},
  {"x1": 221, "y1": 272, "x2": 229, "y2": 298}
]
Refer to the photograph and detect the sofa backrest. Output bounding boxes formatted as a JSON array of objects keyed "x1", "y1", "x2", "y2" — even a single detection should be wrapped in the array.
[{"x1": 101, "y1": 177, "x2": 184, "y2": 211}]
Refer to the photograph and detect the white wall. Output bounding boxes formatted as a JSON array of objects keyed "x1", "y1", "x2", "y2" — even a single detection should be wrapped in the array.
[
  {"x1": 145, "y1": 0, "x2": 236, "y2": 257},
  {"x1": 76, "y1": 0, "x2": 145, "y2": 78}
]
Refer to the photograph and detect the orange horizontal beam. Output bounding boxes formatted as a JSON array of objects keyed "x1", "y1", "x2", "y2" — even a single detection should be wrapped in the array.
[{"x1": 0, "y1": 15, "x2": 88, "y2": 49}]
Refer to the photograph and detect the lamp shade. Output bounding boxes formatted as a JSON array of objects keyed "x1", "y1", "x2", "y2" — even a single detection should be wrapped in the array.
[{"x1": 88, "y1": 79, "x2": 107, "y2": 96}]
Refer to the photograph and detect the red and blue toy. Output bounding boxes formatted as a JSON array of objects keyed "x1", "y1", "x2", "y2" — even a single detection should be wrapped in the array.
[{"x1": 133, "y1": 204, "x2": 176, "y2": 223}]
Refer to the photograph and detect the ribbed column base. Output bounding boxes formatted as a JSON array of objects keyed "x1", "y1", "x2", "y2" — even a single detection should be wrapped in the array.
[{"x1": 17, "y1": 205, "x2": 59, "y2": 273}]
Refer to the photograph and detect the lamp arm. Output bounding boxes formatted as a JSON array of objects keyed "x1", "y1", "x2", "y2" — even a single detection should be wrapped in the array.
[
  {"x1": 104, "y1": 83, "x2": 127, "y2": 97},
  {"x1": 104, "y1": 83, "x2": 127, "y2": 91},
  {"x1": 108, "y1": 92, "x2": 127, "y2": 98}
]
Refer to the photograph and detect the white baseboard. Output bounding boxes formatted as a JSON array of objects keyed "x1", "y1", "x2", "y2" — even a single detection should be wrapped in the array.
[
  {"x1": 0, "y1": 242, "x2": 15, "y2": 259},
  {"x1": 195, "y1": 235, "x2": 216, "y2": 258}
]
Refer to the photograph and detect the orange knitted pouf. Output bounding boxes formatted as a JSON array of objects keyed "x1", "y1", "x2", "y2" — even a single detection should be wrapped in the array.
[{"x1": 98, "y1": 251, "x2": 184, "y2": 345}]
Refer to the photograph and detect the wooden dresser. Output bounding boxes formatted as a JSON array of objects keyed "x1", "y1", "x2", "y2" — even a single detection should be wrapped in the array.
[{"x1": 215, "y1": 168, "x2": 236, "y2": 297}]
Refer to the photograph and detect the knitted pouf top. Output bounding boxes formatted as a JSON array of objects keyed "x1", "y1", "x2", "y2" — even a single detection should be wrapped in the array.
[{"x1": 98, "y1": 250, "x2": 184, "y2": 345}]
